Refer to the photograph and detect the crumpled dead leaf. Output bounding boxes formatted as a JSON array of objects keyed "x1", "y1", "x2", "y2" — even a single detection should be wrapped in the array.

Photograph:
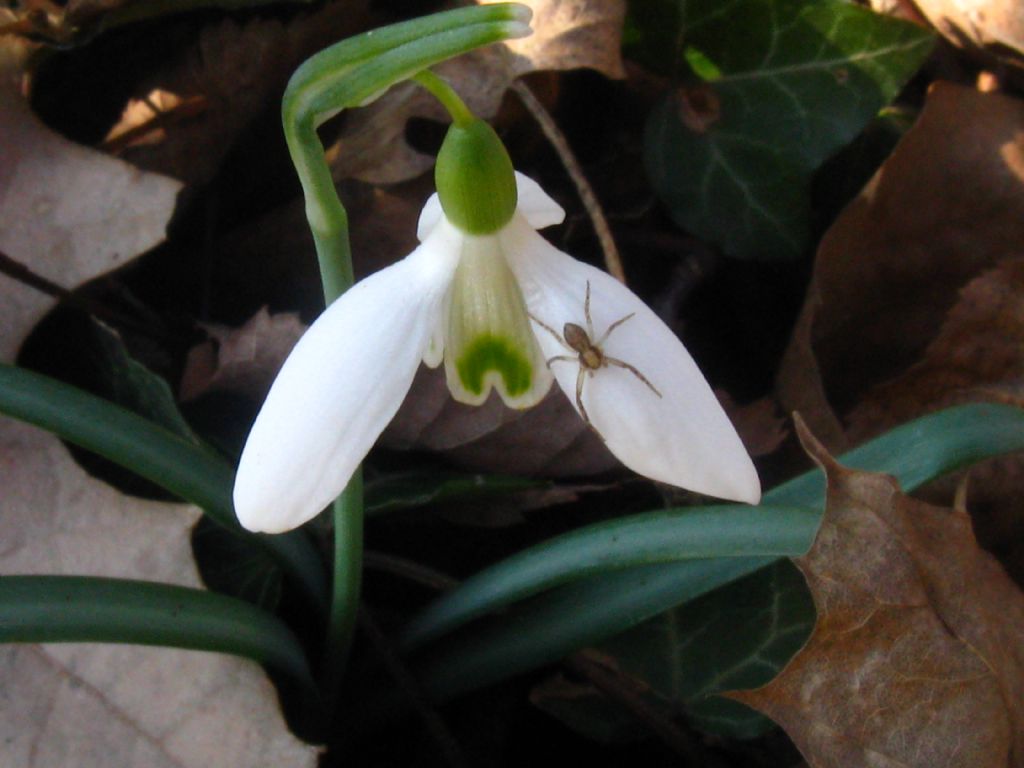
[
  {"x1": 108, "y1": 1, "x2": 375, "y2": 184},
  {"x1": 386, "y1": 364, "x2": 616, "y2": 476},
  {"x1": 731, "y1": 418, "x2": 1024, "y2": 768},
  {"x1": 867, "y1": 0, "x2": 929, "y2": 25},
  {"x1": 845, "y1": 256, "x2": 1024, "y2": 582},
  {"x1": 180, "y1": 308, "x2": 306, "y2": 403},
  {"x1": 329, "y1": 0, "x2": 627, "y2": 183},
  {"x1": 0, "y1": 78, "x2": 315, "y2": 767},
  {"x1": 776, "y1": 82, "x2": 1024, "y2": 450},
  {"x1": 913, "y1": 0, "x2": 1024, "y2": 67},
  {"x1": 847, "y1": 257, "x2": 1024, "y2": 439}
]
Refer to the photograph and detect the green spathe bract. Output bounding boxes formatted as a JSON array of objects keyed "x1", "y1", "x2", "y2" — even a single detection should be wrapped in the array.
[
  {"x1": 436, "y1": 119, "x2": 518, "y2": 235},
  {"x1": 456, "y1": 334, "x2": 534, "y2": 397}
]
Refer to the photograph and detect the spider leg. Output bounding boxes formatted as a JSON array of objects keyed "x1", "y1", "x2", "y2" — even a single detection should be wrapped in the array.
[
  {"x1": 574, "y1": 370, "x2": 605, "y2": 441},
  {"x1": 605, "y1": 357, "x2": 662, "y2": 398},
  {"x1": 529, "y1": 313, "x2": 571, "y2": 352},
  {"x1": 546, "y1": 355, "x2": 577, "y2": 369},
  {"x1": 575, "y1": 367, "x2": 591, "y2": 425},
  {"x1": 583, "y1": 281, "x2": 595, "y2": 339},
  {"x1": 595, "y1": 312, "x2": 636, "y2": 347}
]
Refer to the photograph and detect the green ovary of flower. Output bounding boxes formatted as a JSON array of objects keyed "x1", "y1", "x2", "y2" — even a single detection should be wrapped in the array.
[{"x1": 455, "y1": 335, "x2": 534, "y2": 397}]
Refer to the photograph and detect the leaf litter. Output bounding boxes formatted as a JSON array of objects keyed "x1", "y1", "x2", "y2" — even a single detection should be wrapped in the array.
[
  {"x1": 731, "y1": 418, "x2": 1024, "y2": 768},
  {"x1": 0, "y1": 58, "x2": 315, "y2": 768},
  {"x1": 7, "y1": 0, "x2": 1024, "y2": 763}
]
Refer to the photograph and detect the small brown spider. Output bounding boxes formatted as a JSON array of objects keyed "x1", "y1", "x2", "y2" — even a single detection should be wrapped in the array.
[{"x1": 530, "y1": 281, "x2": 662, "y2": 433}]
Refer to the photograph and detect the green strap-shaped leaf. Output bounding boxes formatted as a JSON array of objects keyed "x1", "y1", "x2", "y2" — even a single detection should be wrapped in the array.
[
  {"x1": 408, "y1": 403, "x2": 1024, "y2": 700},
  {"x1": 0, "y1": 575, "x2": 317, "y2": 704},
  {"x1": 400, "y1": 504, "x2": 819, "y2": 652},
  {"x1": 638, "y1": 0, "x2": 934, "y2": 259},
  {"x1": 0, "y1": 363, "x2": 327, "y2": 613}
]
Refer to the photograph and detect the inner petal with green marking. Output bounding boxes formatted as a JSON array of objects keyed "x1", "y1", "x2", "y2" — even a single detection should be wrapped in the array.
[{"x1": 443, "y1": 234, "x2": 552, "y2": 408}]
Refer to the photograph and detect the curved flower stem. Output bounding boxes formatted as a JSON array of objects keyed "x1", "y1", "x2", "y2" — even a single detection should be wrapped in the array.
[
  {"x1": 412, "y1": 70, "x2": 475, "y2": 127},
  {"x1": 279, "y1": 2, "x2": 532, "y2": 713}
]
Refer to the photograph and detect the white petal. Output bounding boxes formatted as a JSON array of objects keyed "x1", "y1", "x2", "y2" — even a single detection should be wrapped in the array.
[
  {"x1": 417, "y1": 193, "x2": 444, "y2": 241},
  {"x1": 416, "y1": 171, "x2": 565, "y2": 242},
  {"x1": 233, "y1": 228, "x2": 461, "y2": 533},
  {"x1": 501, "y1": 217, "x2": 761, "y2": 504},
  {"x1": 512, "y1": 171, "x2": 565, "y2": 230}
]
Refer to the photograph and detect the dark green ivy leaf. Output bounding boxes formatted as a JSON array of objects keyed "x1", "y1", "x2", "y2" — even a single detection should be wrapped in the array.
[
  {"x1": 539, "y1": 560, "x2": 815, "y2": 741},
  {"x1": 599, "y1": 559, "x2": 814, "y2": 739},
  {"x1": 91, "y1": 319, "x2": 198, "y2": 442},
  {"x1": 636, "y1": 0, "x2": 934, "y2": 259}
]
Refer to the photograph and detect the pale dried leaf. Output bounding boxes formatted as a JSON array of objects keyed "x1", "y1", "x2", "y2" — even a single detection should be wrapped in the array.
[
  {"x1": 914, "y1": 0, "x2": 1024, "y2": 66},
  {"x1": 0, "y1": 81, "x2": 315, "y2": 768},
  {"x1": 0, "y1": 85, "x2": 181, "y2": 359},
  {"x1": 490, "y1": 0, "x2": 626, "y2": 79},
  {"x1": 731, "y1": 420, "x2": 1024, "y2": 768},
  {"x1": 868, "y1": 0, "x2": 929, "y2": 24}
]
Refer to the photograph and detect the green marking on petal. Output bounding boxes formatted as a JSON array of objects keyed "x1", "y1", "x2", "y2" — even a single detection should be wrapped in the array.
[{"x1": 455, "y1": 335, "x2": 533, "y2": 397}]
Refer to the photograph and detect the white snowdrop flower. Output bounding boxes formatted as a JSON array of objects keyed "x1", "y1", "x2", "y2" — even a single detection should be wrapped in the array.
[{"x1": 234, "y1": 119, "x2": 760, "y2": 533}]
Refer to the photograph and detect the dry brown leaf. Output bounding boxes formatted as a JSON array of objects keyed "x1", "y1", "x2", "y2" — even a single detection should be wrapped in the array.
[
  {"x1": 716, "y1": 394, "x2": 789, "y2": 458},
  {"x1": 848, "y1": 257, "x2": 1024, "y2": 438},
  {"x1": 385, "y1": 364, "x2": 616, "y2": 477},
  {"x1": 180, "y1": 308, "x2": 306, "y2": 402},
  {"x1": 0, "y1": 80, "x2": 315, "y2": 767},
  {"x1": 913, "y1": 0, "x2": 1024, "y2": 66},
  {"x1": 731, "y1": 419, "x2": 1024, "y2": 768},
  {"x1": 330, "y1": 0, "x2": 627, "y2": 184},
  {"x1": 111, "y1": 1, "x2": 375, "y2": 184},
  {"x1": 868, "y1": 0, "x2": 930, "y2": 25},
  {"x1": 776, "y1": 81, "x2": 1024, "y2": 449},
  {"x1": 846, "y1": 257, "x2": 1024, "y2": 582}
]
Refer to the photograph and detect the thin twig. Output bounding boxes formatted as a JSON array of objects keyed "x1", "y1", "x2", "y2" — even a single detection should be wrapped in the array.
[
  {"x1": 364, "y1": 550, "x2": 460, "y2": 592},
  {"x1": 0, "y1": 248, "x2": 71, "y2": 301},
  {"x1": 359, "y1": 607, "x2": 470, "y2": 768},
  {"x1": 511, "y1": 79, "x2": 626, "y2": 284},
  {"x1": 566, "y1": 651, "x2": 719, "y2": 764},
  {"x1": 0, "y1": 249, "x2": 184, "y2": 345}
]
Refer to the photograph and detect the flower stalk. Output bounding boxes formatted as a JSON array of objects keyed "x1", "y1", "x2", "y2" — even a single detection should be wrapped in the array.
[{"x1": 274, "y1": 3, "x2": 533, "y2": 713}]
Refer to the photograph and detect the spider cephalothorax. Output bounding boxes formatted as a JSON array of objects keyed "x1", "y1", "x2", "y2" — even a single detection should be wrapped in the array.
[{"x1": 531, "y1": 281, "x2": 662, "y2": 435}]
